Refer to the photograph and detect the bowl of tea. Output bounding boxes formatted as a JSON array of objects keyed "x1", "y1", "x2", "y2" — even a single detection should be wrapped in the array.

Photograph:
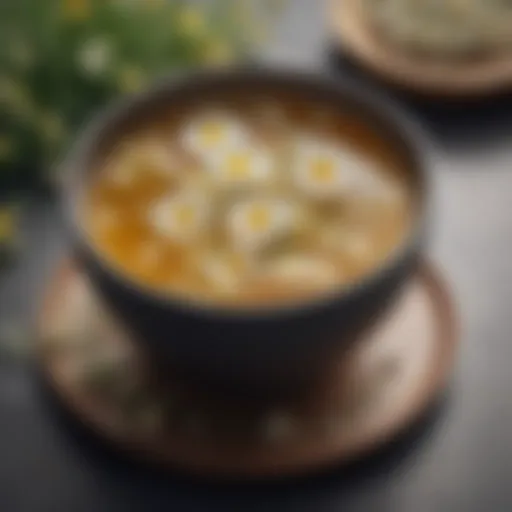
[{"x1": 63, "y1": 69, "x2": 429, "y2": 395}]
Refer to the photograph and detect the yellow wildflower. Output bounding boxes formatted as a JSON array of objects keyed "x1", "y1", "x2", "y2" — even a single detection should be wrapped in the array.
[
  {"x1": 0, "y1": 207, "x2": 16, "y2": 243},
  {"x1": 201, "y1": 38, "x2": 236, "y2": 66},
  {"x1": 62, "y1": 0, "x2": 90, "y2": 21},
  {"x1": 116, "y1": 65, "x2": 147, "y2": 94},
  {"x1": 178, "y1": 4, "x2": 207, "y2": 38}
]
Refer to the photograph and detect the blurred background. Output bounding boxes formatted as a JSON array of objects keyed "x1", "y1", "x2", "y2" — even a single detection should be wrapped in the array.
[
  {"x1": 0, "y1": 0, "x2": 284, "y2": 190},
  {"x1": 0, "y1": 1, "x2": 511, "y2": 511}
]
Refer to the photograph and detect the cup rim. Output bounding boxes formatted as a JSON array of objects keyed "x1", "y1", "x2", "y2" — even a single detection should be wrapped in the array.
[{"x1": 61, "y1": 66, "x2": 434, "y2": 321}]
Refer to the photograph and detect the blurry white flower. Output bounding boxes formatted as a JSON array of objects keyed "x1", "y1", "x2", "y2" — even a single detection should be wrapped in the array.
[
  {"x1": 260, "y1": 254, "x2": 338, "y2": 289},
  {"x1": 195, "y1": 253, "x2": 241, "y2": 295},
  {"x1": 77, "y1": 37, "x2": 114, "y2": 78}
]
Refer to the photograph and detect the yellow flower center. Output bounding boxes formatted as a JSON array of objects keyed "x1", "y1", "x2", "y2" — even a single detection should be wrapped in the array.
[
  {"x1": 199, "y1": 122, "x2": 225, "y2": 148},
  {"x1": 310, "y1": 157, "x2": 336, "y2": 184},
  {"x1": 246, "y1": 206, "x2": 271, "y2": 233},
  {"x1": 226, "y1": 152, "x2": 252, "y2": 180},
  {"x1": 174, "y1": 204, "x2": 197, "y2": 228}
]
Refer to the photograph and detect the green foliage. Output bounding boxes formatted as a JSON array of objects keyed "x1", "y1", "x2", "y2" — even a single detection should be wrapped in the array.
[{"x1": 0, "y1": 0, "x2": 283, "y2": 191}]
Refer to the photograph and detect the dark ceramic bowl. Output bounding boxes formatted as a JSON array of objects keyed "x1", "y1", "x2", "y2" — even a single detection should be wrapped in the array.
[{"x1": 62, "y1": 68, "x2": 431, "y2": 398}]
